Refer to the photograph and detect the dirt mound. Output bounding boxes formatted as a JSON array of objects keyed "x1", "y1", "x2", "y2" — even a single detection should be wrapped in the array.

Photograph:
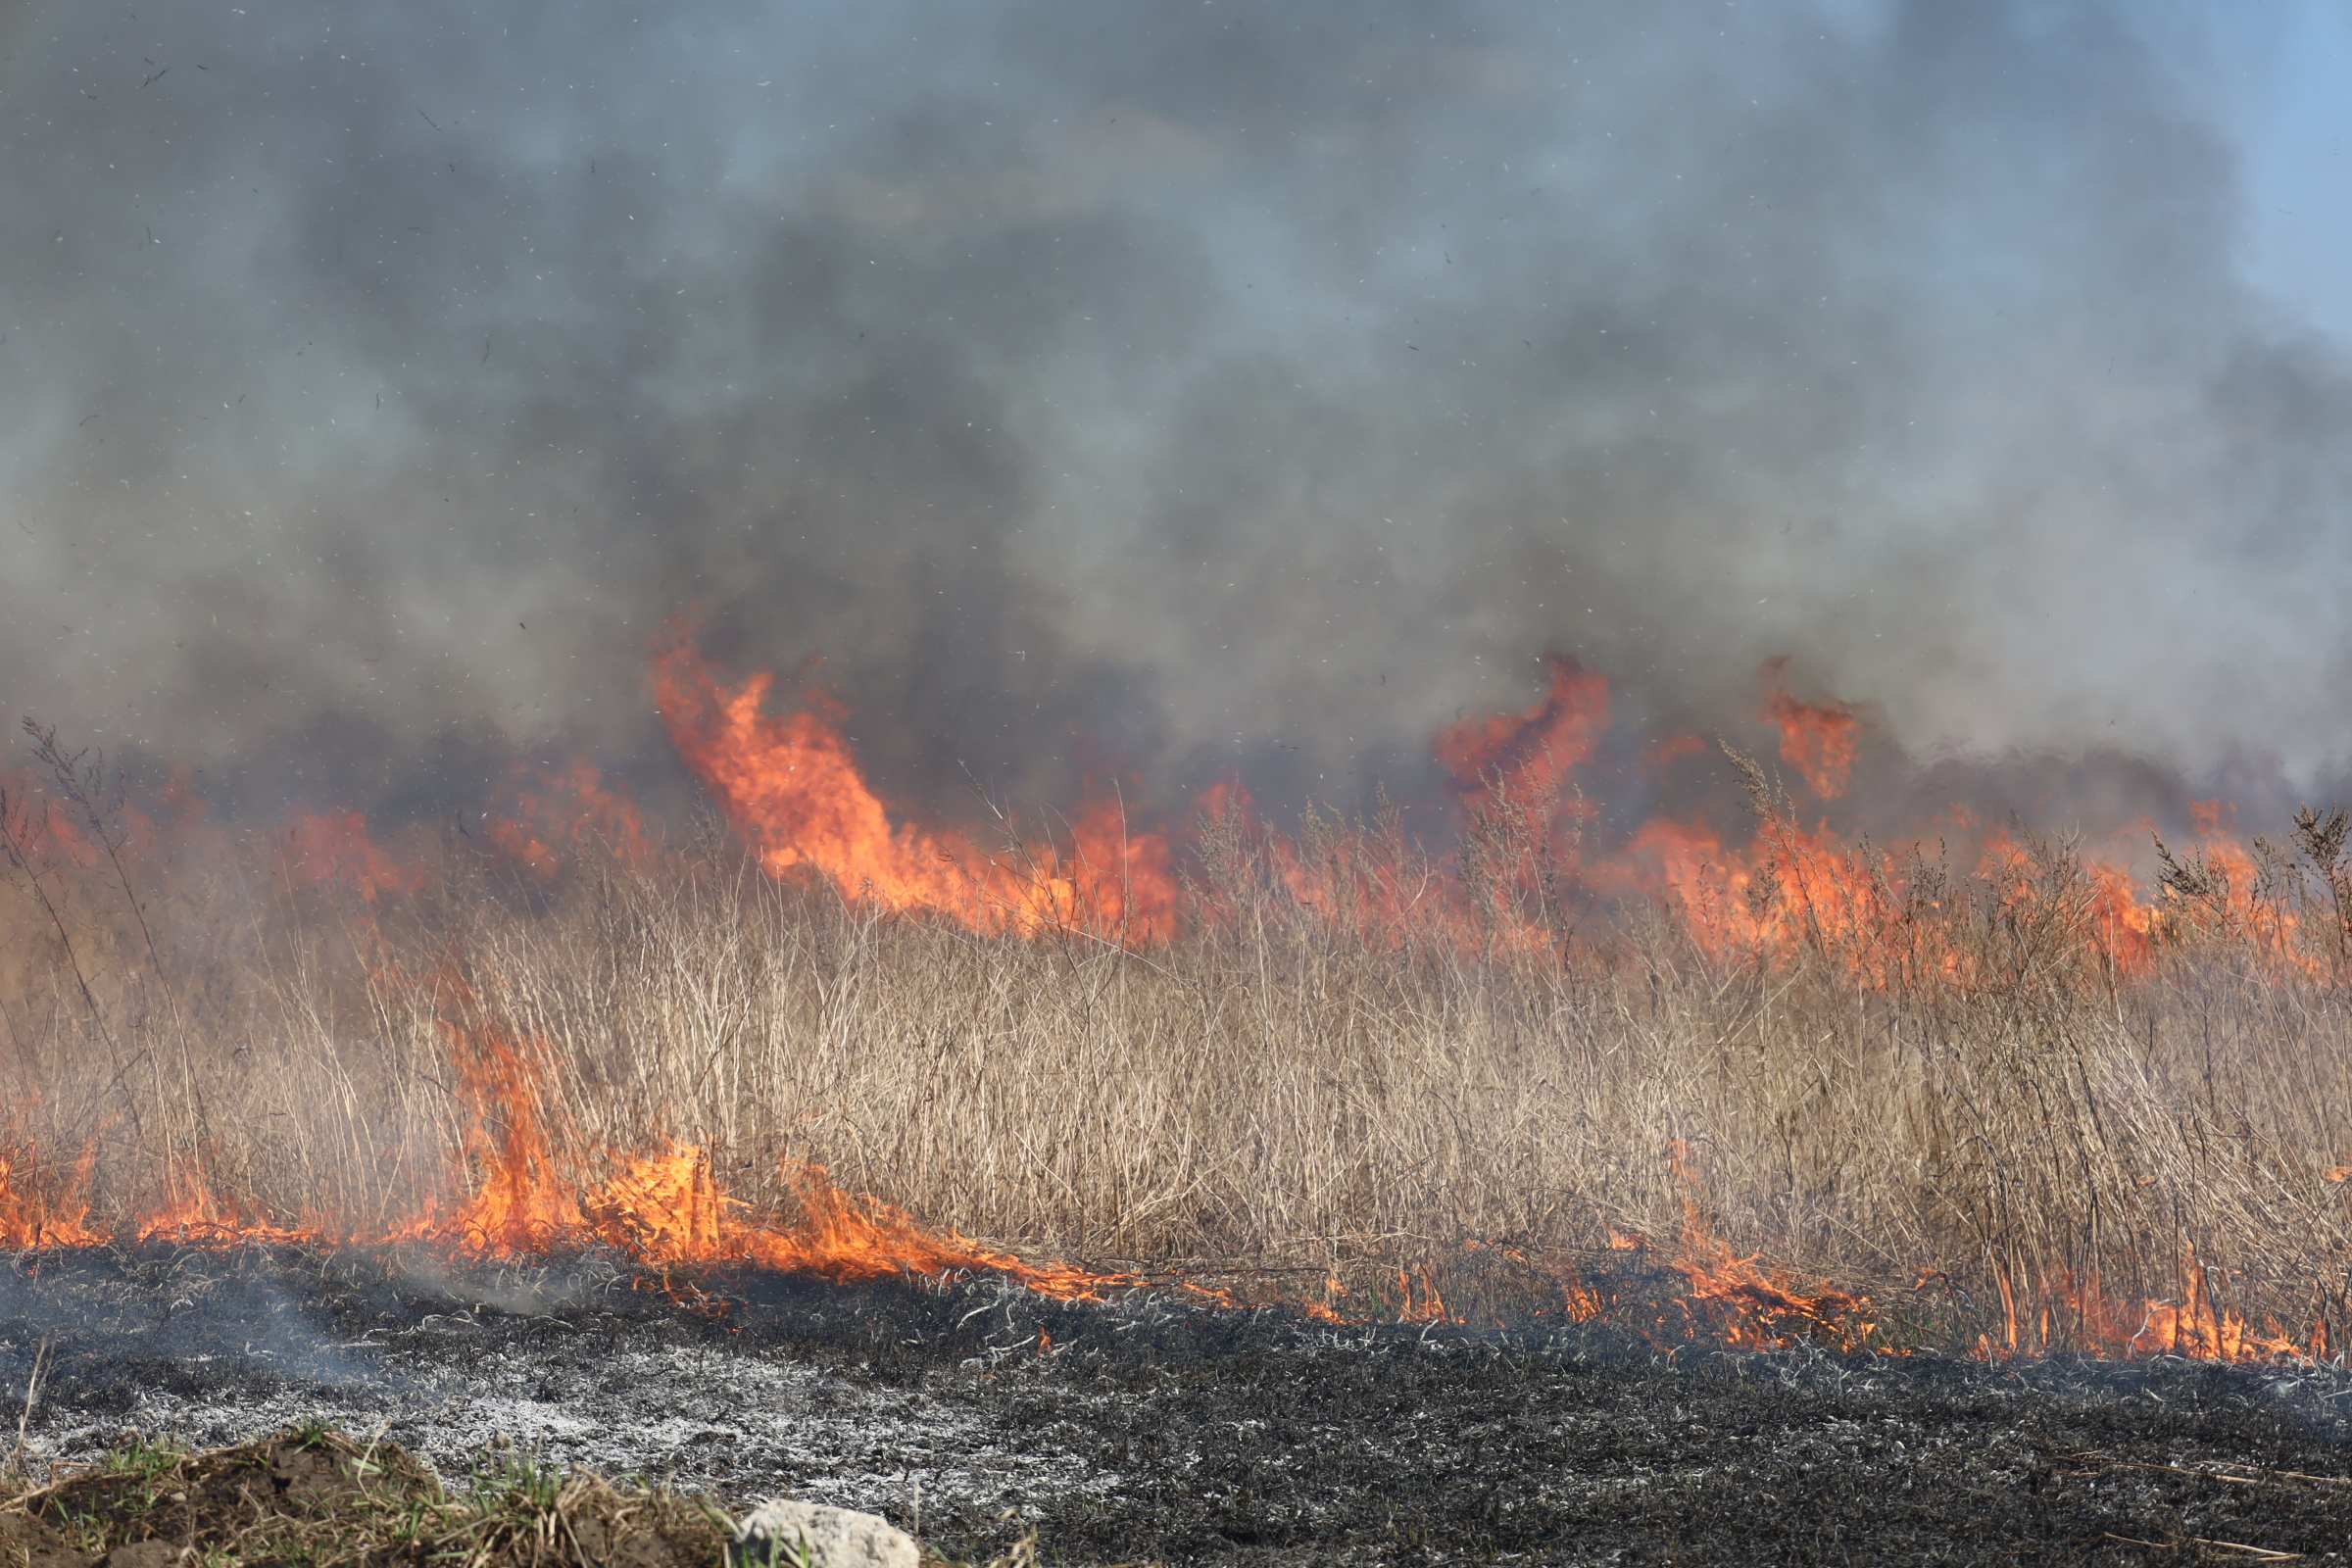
[{"x1": 2, "y1": 1427, "x2": 730, "y2": 1568}]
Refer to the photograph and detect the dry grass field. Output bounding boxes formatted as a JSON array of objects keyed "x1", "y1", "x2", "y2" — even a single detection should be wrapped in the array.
[{"x1": 4, "y1": 713, "x2": 2352, "y2": 1361}]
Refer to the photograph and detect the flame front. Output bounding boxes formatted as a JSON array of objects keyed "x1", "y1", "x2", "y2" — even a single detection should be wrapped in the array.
[
  {"x1": 0, "y1": 1023, "x2": 1140, "y2": 1303},
  {"x1": 2, "y1": 632, "x2": 2342, "y2": 1363},
  {"x1": 575, "y1": 1140, "x2": 1141, "y2": 1297}
]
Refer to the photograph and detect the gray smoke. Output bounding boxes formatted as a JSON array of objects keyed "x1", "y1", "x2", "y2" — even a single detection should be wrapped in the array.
[{"x1": 2, "y1": 0, "x2": 2345, "y2": 821}]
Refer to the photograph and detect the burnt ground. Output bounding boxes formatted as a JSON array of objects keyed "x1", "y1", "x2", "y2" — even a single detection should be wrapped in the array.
[{"x1": 0, "y1": 1247, "x2": 2348, "y2": 1565}]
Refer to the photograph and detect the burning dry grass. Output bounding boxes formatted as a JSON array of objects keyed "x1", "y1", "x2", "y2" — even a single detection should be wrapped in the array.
[{"x1": 3, "y1": 725, "x2": 2352, "y2": 1360}]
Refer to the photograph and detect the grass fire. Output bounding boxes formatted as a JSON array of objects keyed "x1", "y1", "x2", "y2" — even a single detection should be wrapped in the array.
[
  {"x1": 23, "y1": 5, "x2": 2352, "y2": 1560},
  {"x1": 3, "y1": 627, "x2": 2348, "y2": 1376}
]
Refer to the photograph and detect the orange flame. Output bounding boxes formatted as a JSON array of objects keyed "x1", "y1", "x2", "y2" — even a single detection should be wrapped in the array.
[
  {"x1": 138, "y1": 1164, "x2": 317, "y2": 1247},
  {"x1": 388, "y1": 1022, "x2": 579, "y2": 1254},
  {"x1": 1435, "y1": 654, "x2": 1609, "y2": 810},
  {"x1": 1759, "y1": 658, "x2": 1864, "y2": 799},
  {"x1": 376, "y1": 1007, "x2": 1143, "y2": 1300},
  {"x1": 0, "y1": 1148, "x2": 101, "y2": 1249},
  {"x1": 651, "y1": 634, "x2": 971, "y2": 910},
  {"x1": 602, "y1": 1150, "x2": 1140, "y2": 1300},
  {"x1": 1653, "y1": 1143, "x2": 1881, "y2": 1351},
  {"x1": 650, "y1": 625, "x2": 1173, "y2": 939},
  {"x1": 0, "y1": 770, "x2": 100, "y2": 868},
  {"x1": 4, "y1": 648, "x2": 2342, "y2": 1359},
  {"x1": 0, "y1": 1077, "x2": 2331, "y2": 1359},
  {"x1": 281, "y1": 811, "x2": 426, "y2": 903},
  {"x1": 486, "y1": 756, "x2": 651, "y2": 878},
  {"x1": 1967, "y1": 1249, "x2": 2310, "y2": 1364}
]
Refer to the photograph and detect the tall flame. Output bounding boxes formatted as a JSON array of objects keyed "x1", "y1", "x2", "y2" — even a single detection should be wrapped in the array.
[
  {"x1": 650, "y1": 625, "x2": 1173, "y2": 939},
  {"x1": 1435, "y1": 653, "x2": 1610, "y2": 810},
  {"x1": 387, "y1": 1022, "x2": 580, "y2": 1254},
  {"x1": 1759, "y1": 657, "x2": 1864, "y2": 799}
]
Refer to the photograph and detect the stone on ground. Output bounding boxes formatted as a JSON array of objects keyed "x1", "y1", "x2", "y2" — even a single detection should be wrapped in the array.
[{"x1": 729, "y1": 1498, "x2": 919, "y2": 1568}]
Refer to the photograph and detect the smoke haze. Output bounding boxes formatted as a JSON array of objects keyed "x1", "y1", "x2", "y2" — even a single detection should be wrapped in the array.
[{"x1": 4, "y1": 0, "x2": 2347, "y2": 823}]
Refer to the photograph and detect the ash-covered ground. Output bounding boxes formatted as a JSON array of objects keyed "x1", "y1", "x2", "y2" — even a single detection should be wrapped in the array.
[{"x1": 1, "y1": 1247, "x2": 2349, "y2": 1565}]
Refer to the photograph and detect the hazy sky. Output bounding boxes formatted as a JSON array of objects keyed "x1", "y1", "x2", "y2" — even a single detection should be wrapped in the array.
[
  {"x1": 2193, "y1": 3, "x2": 2352, "y2": 343},
  {"x1": 4, "y1": 0, "x2": 2352, "y2": 816}
]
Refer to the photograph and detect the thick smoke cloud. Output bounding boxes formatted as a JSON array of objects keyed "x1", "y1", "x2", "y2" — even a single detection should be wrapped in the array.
[{"x1": 1, "y1": 0, "x2": 2345, "y2": 822}]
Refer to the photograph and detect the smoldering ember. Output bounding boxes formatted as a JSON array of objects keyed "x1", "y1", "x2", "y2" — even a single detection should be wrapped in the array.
[{"x1": 13, "y1": 2, "x2": 2352, "y2": 1564}]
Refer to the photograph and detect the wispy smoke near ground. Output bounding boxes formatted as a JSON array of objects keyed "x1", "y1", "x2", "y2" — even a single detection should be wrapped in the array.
[{"x1": 2, "y1": 0, "x2": 2345, "y2": 820}]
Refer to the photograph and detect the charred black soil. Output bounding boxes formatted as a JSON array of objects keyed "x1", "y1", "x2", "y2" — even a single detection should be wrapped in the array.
[{"x1": 0, "y1": 1246, "x2": 2347, "y2": 1565}]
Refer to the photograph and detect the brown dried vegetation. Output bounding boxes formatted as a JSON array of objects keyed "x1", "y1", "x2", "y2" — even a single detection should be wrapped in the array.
[{"x1": 2, "y1": 728, "x2": 2351, "y2": 1356}]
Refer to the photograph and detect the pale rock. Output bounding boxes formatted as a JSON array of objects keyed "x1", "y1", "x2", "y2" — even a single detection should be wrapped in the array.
[{"x1": 729, "y1": 1498, "x2": 920, "y2": 1568}]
